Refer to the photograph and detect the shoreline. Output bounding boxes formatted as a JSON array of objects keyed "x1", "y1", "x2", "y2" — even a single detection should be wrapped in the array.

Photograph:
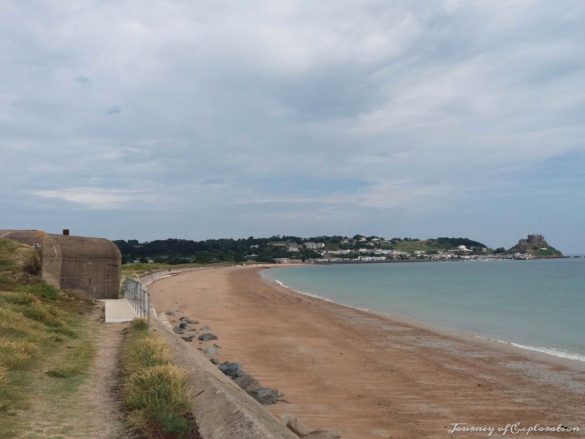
[
  {"x1": 259, "y1": 266, "x2": 585, "y2": 369},
  {"x1": 150, "y1": 265, "x2": 585, "y2": 438}
]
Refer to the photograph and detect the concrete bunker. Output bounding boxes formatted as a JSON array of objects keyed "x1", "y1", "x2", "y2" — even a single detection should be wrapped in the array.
[{"x1": 0, "y1": 229, "x2": 121, "y2": 299}]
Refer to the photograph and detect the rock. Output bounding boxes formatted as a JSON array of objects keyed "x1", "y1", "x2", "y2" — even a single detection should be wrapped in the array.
[
  {"x1": 248, "y1": 387, "x2": 280, "y2": 405},
  {"x1": 178, "y1": 321, "x2": 188, "y2": 329},
  {"x1": 233, "y1": 373, "x2": 261, "y2": 391},
  {"x1": 181, "y1": 335, "x2": 194, "y2": 342},
  {"x1": 218, "y1": 362, "x2": 242, "y2": 378},
  {"x1": 173, "y1": 325, "x2": 184, "y2": 334},
  {"x1": 182, "y1": 317, "x2": 198, "y2": 324},
  {"x1": 304, "y1": 430, "x2": 341, "y2": 439},
  {"x1": 166, "y1": 311, "x2": 175, "y2": 316},
  {"x1": 285, "y1": 417, "x2": 313, "y2": 437},
  {"x1": 198, "y1": 333, "x2": 218, "y2": 341},
  {"x1": 280, "y1": 414, "x2": 294, "y2": 424},
  {"x1": 210, "y1": 358, "x2": 220, "y2": 365},
  {"x1": 204, "y1": 345, "x2": 220, "y2": 356}
]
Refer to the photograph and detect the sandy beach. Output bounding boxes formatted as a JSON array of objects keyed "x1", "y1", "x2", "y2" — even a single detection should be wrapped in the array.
[{"x1": 150, "y1": 266, "x2": 585, "y2": 438}]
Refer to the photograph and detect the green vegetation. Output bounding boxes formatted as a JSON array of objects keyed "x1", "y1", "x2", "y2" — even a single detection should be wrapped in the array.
[
  {"x1": 0, "y1": 238, "x2": 94, "y2": 438},
  {"x1": 533, "y1": 248, "x2": 561, "y2": 258},
  {"x1": 121, "y1": 261, "x2": 201, "y2": 278},
  {"x1": 122, "y1": 318, "x2": 197, "y2": 438},
  {"x1": 45, "y1": 343, "x2": 96, "y2": 378},
  {"x1": 114, "y1": 235, "x2": 488, "y2": 264}
]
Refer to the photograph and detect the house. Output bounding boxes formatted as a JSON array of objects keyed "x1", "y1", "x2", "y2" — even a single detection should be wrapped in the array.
[
  {"x1": 287, "y1": 243, "x2": 300, "y2": 252},
  {"x1": 304, "y1": 242, "x2": 325, "y2": 250},
  {"x1": 457, "y1": 245, "x2": 472, "y2": 253}
]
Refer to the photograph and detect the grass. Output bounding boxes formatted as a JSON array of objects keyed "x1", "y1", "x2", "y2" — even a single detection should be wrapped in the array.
[
  {"x1": 122, "y1": 318, "x2": 197, "y2": 438},
  {"x1": 121, "y1": 262, "x2": 199, "y2": 279},
  {"x1": 0, "y1": 238, "x2": 94, "y2": 438},
  {"x1": 0, "y1": 239, "x2": 41, "y2": 291},
  {"x1": 121, "y1": 261, "x2": 233, "y2": 279},
  {"x1": 46, "y1": 343, "x2": 96, "y2": 378}
]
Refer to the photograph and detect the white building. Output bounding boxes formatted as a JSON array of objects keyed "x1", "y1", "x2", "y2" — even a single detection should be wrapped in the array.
[{"x1": 304, "y1": 242, "x2": 325, "y2": 250}]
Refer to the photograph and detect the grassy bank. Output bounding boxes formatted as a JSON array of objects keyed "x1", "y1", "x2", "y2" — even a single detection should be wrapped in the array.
[
  {"x1": 122, "y1": 262, "x2": 199, "y2": 278},
  {"x1": 121, "y1": 261, "x2": 235, "y2": 279},
  {"x1": 0, "y1": 238, "x2": 95, "y2": 438},
  {"x1": 121, "y1": 319, "x2": 199, "y2": 439}
]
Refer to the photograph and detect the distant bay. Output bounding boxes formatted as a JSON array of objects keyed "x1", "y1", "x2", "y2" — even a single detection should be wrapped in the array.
[{"x1": 262, "y1": 258, "x2": 585, "y2": 362}]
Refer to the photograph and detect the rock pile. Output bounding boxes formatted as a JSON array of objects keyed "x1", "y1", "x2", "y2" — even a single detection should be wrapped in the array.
[{"x1": 217, "y1": 360, "x2": 283, "y2": 405}]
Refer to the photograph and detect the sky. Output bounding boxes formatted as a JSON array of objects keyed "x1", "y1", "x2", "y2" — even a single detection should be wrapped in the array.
[{"x1": 0, "y1": 0, "x2": 584, "y2": 253}]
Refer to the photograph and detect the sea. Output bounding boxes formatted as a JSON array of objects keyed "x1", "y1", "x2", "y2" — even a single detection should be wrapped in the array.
[{"x1": 261, "y1": 258, "x2": 585, "y2": 363}]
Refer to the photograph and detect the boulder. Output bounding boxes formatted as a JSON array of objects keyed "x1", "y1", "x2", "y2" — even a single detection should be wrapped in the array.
[
  {"x1": 181, "y1": 335, "x2": 194, "y2": 342},
  {"x1": 204, "y1": 345, "x2": 220, "y2": 356},
  {"x1": 178, "y1": 321, "x2": 188, "y2": 329},
  {"x1": 285, "y1": 417, "x2": 313, "y2": 437},
  {"x1": 210, "y1": 357, "x2": 220, "y2": 365},
  {"x1": 233, "y1": 373, "x2": 261, "y2": 391},
  {"x1": 218, "y1": 362, "x2": 242, "y2": 378},
  {"x1": 173, "y1": 325, "x2": 184, "y2": 335},
  {"x1": 248, "y1": 387, "x2": 280, "y2": 405},
  {"x1": 198, "y1": 333, "x2": 218, "y2": 341}
]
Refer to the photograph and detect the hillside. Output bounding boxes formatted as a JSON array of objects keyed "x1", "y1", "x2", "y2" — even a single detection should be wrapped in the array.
[
  {"x1": 507, "y1": 234, "x2": 563, "y2": 258},
  {"x1": 0, "y1": 238, "x2": 122, "y2": 438},
  {"x1": 389, "y1": 237, "x2": 487, "y2": 254},
  {"x1": 114, "y1": 235, "x2": 490, "y2": 264}
]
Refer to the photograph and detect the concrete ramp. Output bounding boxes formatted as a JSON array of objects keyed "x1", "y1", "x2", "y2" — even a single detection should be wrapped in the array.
[{"x1": 103, "y1": 299, "x2": 138, "y2": 323}]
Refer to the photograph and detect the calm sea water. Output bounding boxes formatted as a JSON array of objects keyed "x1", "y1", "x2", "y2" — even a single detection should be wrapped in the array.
[{"x1": 262, "y1": 259, "x2": 585, "y2": 362}]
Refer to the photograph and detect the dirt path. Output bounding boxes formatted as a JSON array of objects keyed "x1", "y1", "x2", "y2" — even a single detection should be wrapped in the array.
[
  {"x1": 150, "y1": 266, "x2": 585, "y2": 439},
  {"x1": 19, "y1": 307, "x2": 127, "y2": 439}
]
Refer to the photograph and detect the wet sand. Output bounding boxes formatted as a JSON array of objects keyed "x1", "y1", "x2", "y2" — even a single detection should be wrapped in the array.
[{"x1": 150, "y1": 266, "x2": 585, "y2": 438}]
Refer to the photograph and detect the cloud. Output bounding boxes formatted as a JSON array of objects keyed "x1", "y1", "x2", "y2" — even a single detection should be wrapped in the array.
[
  {"x1": 30, "y1": 188, "x2": 157, "y2": 210},
  {"x1": 0, "y1": 0, "x2": 584, "y2": 249},
  {"x1": 106, "y1": 106, "x2": 121, "y2": 115},
  {"x1": 243, "y1": 181, "x2": 454, "y2": 211}
]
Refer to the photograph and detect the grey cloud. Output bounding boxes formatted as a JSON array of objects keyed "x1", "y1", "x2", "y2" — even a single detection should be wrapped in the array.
[
  {"x1": 106, "y1": 106, "x2": 122, "y2": 114},
  {"x1": 0, "y1": 0, "x2": 584, "y2": 250}
]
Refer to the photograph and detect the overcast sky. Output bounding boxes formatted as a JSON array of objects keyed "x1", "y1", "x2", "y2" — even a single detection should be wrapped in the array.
[{"x1": 1, "y1": 0, "x2": 584, "y2": 252}]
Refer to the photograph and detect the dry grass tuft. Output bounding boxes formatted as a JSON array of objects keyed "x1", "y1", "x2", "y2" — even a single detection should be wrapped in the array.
[
  {"x1": 0, "y1": 340, "x2": 38, "y2": 369},
  {"x1": 122, "y1": 319, "x2": 196, "y2": 438}
]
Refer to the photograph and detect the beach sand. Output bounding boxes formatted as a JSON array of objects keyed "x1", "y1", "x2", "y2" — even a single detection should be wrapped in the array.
[{"x1": 150, "y1": 266, "x2": 585, "y2": 438}]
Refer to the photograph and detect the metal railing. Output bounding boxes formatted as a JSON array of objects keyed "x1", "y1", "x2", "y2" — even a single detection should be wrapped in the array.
[{"x1": 121, "y1": 278, "x2": 150, "y2": 323}]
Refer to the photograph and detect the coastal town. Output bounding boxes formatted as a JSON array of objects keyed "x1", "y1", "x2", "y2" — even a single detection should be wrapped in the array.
[
  {"x1": 114, "y1": 234, "x2": 565, "y2": 266},
  {"x1": 254, "y1": 234, "x2": 563, "y2": 264}
]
